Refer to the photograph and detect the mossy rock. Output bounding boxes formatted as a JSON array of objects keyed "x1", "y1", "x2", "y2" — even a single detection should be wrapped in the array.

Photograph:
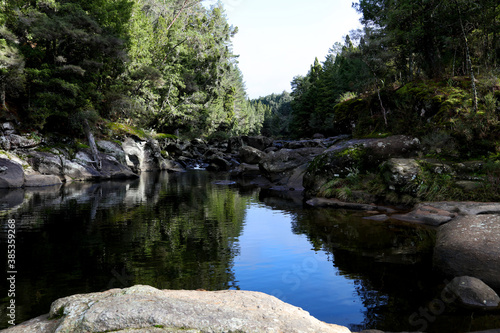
[{"x1": 107, "y1": 122, "x2": 148, "y2": 140}]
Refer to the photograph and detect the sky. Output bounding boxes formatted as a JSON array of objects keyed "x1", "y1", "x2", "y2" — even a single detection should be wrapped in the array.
[{"x1": 205, "y1": 0, "x2": 362, "y2": 99}]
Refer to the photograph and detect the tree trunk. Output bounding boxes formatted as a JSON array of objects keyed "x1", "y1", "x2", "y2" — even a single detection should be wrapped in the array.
[
  {"x1": 83, "y1": 119, "x2": 101, "y2": 170},
  {"x1": 377, "y1": 88, "x2": 388, "y2": 126},
  {"x1": 456, "y1": 1, "x2": 478, "y2": 113},
  {"x1": 0, "y1": 80, "x2": 7, "y2": 111}
]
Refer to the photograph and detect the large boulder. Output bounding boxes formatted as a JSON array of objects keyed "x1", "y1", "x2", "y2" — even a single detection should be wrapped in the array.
[
  {"x1": 28, "y1": 151, "x2": 63, "y2": 176},
  {"x1": 242, "y1": 135, "x2": 273, "y2": 151},
  {"x1": 97, "y1": 140, "x2": 127, "y2": 165},
  {"x1": 259, "y1": 147, "x2": 325, "y2": 188},
  {"x1": 304, "y1": 135, "x2": 420, "y2": 197},
  {"x1": 0, "y1": 158, "x2": 25, "y2": 188},
  {"x1": 443, "y1": 276, "x2": 500, "y2": 310},
  {"x1": 122, "y1": 137, "x2": 183, "y2": 173},
  {"x1": 434, "y1": 214, "x2": 500, "y2": 290},
  {"x1": 239, "y1": 146, "x2": 266, "y2": 164},
  {"x1": 3, "y1": 285, "x2": 351, "y2": 333}
]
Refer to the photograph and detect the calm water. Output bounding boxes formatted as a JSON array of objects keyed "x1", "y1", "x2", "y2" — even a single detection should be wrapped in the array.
[{"x1": 1, "y1": 171, "x2": 499, "y2": 332}]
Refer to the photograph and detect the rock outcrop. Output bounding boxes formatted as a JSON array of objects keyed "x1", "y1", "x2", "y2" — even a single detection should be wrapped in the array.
[
  {"x1": 434, "y1": 214, "x2": 500, "y2": 290},
  {"x1": 303, "y1": 135, "x2": 420, "y2": 198},
  {"x1": 3, "y1": 285, "x2": 351, "y2": 333}
]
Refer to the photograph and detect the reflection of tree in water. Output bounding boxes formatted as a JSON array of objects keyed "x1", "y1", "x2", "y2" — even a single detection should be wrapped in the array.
[
  {"x1": 0, "y1": 171, "x2": 251, "y2": 327},
  {"x1": 290, "y1": 207, "x2": 443, "y2": 332}
]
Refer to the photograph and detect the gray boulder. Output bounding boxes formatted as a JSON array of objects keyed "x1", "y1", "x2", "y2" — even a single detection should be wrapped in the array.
[
  {"x1": 242, "y1": 135, "x2": 273, "y2": 151},
  {"x1": 8, "y1": 134, "x2": 40, "y2": 149},
  {"x1": 443, "y1": 276, "x2": 500, "y2": 310},
  {"x1": 24, "y1": 174, "x2": 62, "y2": 187},
  {"x1": 123, "y1": 137, "x2": 183, "y2": 173},
  {"x1": 0, "y1": 158, "x2": 25, "y2": 188},
  {"x1": 434, "y1": 214, "x2": 500, "y2": 290},
  {"x1": 3, "y1": 285, "x2": 351, "y2": 333},
  {"x1": 28, "y1": 151, "x2": 63, "y2": 176},
  {"x1": 260, "y1": 147, "x2": 325, "y2": 187},
  {"x1": 239, "y1": 146, "x2": 266, "y2": 164},
  {"x1": 97, "y1": 140, "x2": 126, "y2": 164}
]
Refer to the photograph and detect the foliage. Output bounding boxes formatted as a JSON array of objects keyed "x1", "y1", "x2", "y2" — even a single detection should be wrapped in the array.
[
  {"x1": 251, "y1": 91, "x2": 292, "y2": 137},
  {"x1": 1, "y1": 0, "x2": 264, "y2": 138}
]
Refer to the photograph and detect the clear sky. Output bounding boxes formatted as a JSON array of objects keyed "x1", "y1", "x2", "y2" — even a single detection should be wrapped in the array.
[{"x1": 205, "y1": 0, "x2": 362, "y2": 99}]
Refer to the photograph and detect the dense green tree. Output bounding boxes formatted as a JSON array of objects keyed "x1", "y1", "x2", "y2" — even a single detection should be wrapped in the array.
[
  {"x1": 252, "y1": 91, "x2": 292, "y2": 137},
  {"x1": 0, "y1": 0, "x2": 262, "y2": 138}
]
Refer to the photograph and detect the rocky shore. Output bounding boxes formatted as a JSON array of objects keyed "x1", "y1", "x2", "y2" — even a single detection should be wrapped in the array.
[
  {"x1": 2, "y1": 283, "x2": 498, "y2": 333},
  {"x1": 1, "y1": 124, "x2": 500, "y2": 332}
]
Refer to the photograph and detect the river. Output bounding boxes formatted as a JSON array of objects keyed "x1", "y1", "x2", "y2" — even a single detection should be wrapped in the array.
[{"x1": 0, "y1": 171, "x2": 499, "y2": 332}]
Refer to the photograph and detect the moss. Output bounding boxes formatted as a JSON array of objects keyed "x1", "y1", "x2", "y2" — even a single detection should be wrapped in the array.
[
  {"x1": 75, "y1": 142, "x2": 90, "y2": 150},
  {"x1": 107, "y1": 122, "x2": 148, "y2": 139},
  {"x1": 49, "y1": 306, "x2": 65, "y2": 320},
  {"x1": 154, "y1": 133, "x2": 178, "y2": 140}
]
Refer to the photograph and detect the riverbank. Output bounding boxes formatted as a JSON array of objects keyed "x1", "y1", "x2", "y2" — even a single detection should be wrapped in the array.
[{"x1": 1, "y1": 127, "x2": 500, "y2": 331}]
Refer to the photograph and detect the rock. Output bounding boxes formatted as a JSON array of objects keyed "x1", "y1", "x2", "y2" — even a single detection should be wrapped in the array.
[
  {"x1": 8, "y1": 134, "x2": 40, "y2": 149},
  {"x1": 24, "y1": 174, "x2": 62, "y2": 187},
  {"x1": 2, "y1": 121, "x2": 15, "y2": 132},
  {"x1": 304, "y1": 135, "x2": 420, "y2": 198},
  {"x1": 421, "y1": 201, "x2": 500, "y2": 216},
  {"x1": 63, "y1": 159, "x2": 99, "y2": 181},
  {"x1": 123, "y1": 137, "x2": 181, "y2": 173},
  {"x1": 3, "y1": 285, "x2": 351, "y2": 333},
  {"x1": 207, "y1": 154, "x2": 232, "y2": 171},
  {"x1": 382, "y1": 158, "x2": 421, "y2": 193},
  {"x1": 239, "y1": 146, "x2": 266, "y2": 164},
  {"x1": 0, "y1": 158, "x2": 25, "y2": 188},
  {"x1": 260, "y1": 147, "x2": 325, "y2": 185},
  {"x1": 233, "y1": 162, "x2": 260, "y2": 175},
  {"x1": 443, "y1": 276, "x2": 500, "y2": 310},
  {"x1": 28, "y1": 151, "x2": 63, "y2": 176},
  {"x1": 242, "y1": 135, "x2": 273, "y2": 151},
  {"x1": 97, "y1": 140, "x2": 126, "y2": 164},
  {"x1": 363, "y1": 214, "x2": 389, "y2": 221},
  {"x1": 284, "y1": 139, "x2": 325, "y2": 149},
  {"x1": 99, "y1": 155, "x2": 139, "y2": 179},
  {"x1": 0, "y1": 135, "x2": 11, "y2": 150},
  {"x1": 434, "y1": 215, "x2": 500, "y2": 290},
  {"x1": 306, "y1": 197, "x2": 379, "y2": 211},
  {"x1": 391, "y1": 203, "x2": 456, "y2": 226}
]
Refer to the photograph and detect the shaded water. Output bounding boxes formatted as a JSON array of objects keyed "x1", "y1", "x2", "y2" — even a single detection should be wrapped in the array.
[{"x1": 1, "y1": 171, "x2": 499, "y2": 332}]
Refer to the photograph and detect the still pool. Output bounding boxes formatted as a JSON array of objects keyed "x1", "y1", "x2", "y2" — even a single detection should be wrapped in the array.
[{"x1": 1, "y1": 171, "x2": 499, "y2": 331}]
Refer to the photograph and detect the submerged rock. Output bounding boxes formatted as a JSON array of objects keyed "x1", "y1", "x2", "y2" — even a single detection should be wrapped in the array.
[{"x1": 4, "y1": 285, "x2": 351, "y2": 333}]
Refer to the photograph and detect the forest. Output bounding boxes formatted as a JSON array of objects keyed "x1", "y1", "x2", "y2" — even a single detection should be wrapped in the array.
[
  {"x1": 0, "y1": 0, "x2": 499, "y2": 149},
  {"x1": 0, "y1": 0, "x2": 267, "y2": 139}
]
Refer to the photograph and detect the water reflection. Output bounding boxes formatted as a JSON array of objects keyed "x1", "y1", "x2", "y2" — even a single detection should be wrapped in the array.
[{"x1": 0, "y1": 171, "x2": 498, "y2": 332}]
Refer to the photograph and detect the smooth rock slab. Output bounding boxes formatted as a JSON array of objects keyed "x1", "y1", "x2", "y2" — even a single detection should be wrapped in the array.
[
  {"x1": 24, "y1": 174, "x2": 62, "y2": 187},
  {"x1": 434, "y1": 215, "x2": 500, "y2": 290},
  {"x1": 3, "y1": 285, "x2": 351, "y2": 333}
]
